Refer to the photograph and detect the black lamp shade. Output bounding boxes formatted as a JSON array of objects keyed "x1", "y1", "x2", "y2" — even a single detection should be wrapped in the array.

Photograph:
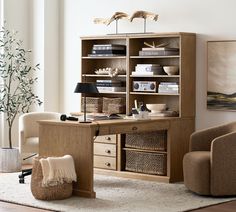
[{"x1": 74, "y1": 83, "x2": 98, "y2": 94}]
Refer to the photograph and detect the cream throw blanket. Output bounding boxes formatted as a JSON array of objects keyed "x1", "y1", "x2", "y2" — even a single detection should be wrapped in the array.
[{"x1": 39, "y1": 155, "x2": 77, "y2": 187}]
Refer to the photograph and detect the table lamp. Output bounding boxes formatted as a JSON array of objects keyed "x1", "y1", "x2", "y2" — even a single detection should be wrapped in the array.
[{"x1": 74, "y1": 82, "x2": 99, "y2": 123}]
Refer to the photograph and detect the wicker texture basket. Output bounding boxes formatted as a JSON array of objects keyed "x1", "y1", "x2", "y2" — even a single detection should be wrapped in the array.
[
  {"x1": 125, "y1": 131, "x2": 167, "y2": 151},
  {"x1": 81, "y1": 97, "x2": 102, "y2": 113},
  {"x1": 102, "y1": 97, "x2": 125, "y2": 114},
  {"x1": 31, "y1": 157, "x2": 73, "y2": 200},
  {"x1": 125, "y1": 150, "x2": 167, "y2": 175}
]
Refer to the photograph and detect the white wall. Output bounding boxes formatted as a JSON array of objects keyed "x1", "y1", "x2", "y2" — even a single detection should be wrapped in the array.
[
  {"x1": 1, "y1": 0, "x2": 59, "y2": 147},
  {"x1": 60, "y1": 0, "x2": 236, "y2": 130}
]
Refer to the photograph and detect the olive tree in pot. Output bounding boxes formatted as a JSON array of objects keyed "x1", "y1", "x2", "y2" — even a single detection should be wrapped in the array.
[{"x1": 0, "y1": 26, "x2": 42, "y2": 172}]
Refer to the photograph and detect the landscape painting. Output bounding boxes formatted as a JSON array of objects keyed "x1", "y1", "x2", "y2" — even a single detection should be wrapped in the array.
[{"x1": 207, "y1": 41, "x2": 236, "y2": 110}]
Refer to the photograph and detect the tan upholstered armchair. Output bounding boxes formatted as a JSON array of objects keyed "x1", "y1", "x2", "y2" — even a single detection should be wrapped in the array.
[{"x1": 183, "y1": 121, "x2": 236, "y2": 196}]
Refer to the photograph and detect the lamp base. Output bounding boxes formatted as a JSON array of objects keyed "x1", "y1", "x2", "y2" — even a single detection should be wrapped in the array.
[{"x1": 79, "y1": 121, "x2": 92, "y2": 123}]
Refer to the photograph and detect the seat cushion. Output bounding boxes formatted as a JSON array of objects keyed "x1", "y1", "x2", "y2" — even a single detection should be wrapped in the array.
[{"x1": 183, "y1": 151, "x2": 211, "y2": 195}]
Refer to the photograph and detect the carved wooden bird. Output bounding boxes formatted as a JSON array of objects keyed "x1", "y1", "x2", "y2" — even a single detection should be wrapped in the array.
[
  {"x1": 107, "y1": 12, "x2": 129, "y2": 25},
  {"x1": 94, "y1": 12, "x2": 129, "y2": 26},
  {"x1": 130, "y1": 11, "x2": 158, "y2": 22}
]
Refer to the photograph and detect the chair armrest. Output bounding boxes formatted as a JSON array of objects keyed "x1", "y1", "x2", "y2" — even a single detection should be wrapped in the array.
[
  {"x1": 210, "y1": 131, "x2": 236, "y2": 195},
  {"x1": 19, "y1": 130, "x2": 25, "y2": 153},
  {"x1": 190, "y1": 123, "x2": 233, "y2": 151}
]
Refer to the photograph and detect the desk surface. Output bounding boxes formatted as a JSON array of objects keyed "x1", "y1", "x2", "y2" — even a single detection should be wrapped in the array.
[{"x1": 38, "y1": 117, "x2": 181, "y2": 135}]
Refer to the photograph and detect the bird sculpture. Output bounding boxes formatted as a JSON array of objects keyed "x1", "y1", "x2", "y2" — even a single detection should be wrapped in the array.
[
  {"x1": 129, "y1": 11, "x2": 158, "y2": 22},
  {"x1": 93, "y1": 12, "x2": 129, "y2": 26}
]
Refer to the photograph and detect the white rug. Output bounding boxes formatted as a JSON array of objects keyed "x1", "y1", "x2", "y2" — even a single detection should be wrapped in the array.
[{"x1": 0, "y1": 173, "x2": 235, "y2": 212}]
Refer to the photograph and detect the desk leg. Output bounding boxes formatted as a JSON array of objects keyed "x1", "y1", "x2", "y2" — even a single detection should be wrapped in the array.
[{"x1": 39, "y1": 124, "x2": 96, "y2": 198}]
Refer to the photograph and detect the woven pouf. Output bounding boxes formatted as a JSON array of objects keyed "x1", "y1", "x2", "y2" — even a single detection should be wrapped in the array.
[{"x1": 31, "y1": 157, "x2": 73, "y2": 200}]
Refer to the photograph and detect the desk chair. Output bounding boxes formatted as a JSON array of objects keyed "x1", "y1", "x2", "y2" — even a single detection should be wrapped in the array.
[{"x1": 18, "y1": 112, "x2": 60, "y2": 183}]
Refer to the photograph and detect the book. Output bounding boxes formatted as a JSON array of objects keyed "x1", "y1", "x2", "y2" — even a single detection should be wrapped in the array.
[
  {"x1": 88, "y1": 54, "x2": 125, "y2": 57},
  {"x1": 142, "y1": 47, "x2": 179, "y2": 51},
  {"x1": 96, "y1": 79, "x2": 122, "y2": 83},
  {"x1": 139, "y1": 50, "x2": 179, "y2": 56},
  {"x1": 92, "y1": 44, "x2": 126, "y2": 51},
  {"x1": 92, "y1": 50, "x2": 126, "y2": 55},
  {"x1": 97, "y1": 87, "x2": 126, "y2": 92},
  {"x1": 131, "y1": 71, "x2": 156, "y2": 76},
  {"x1": 96, "y1": 82, "x2": 123, "y2": 87}
]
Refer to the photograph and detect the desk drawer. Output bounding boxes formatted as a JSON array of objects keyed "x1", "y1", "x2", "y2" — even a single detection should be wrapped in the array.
[
  {"x1": 94, "y1": 134, "x2": 116, "y2": 144},
  {"x1": 94, "y1": 143, "x2": 116, "y2": 157},
  {"x1": 94, "y1": 155, "x2": 116, "y2": 170},
  {"x1": 109, "y1": 121, "x2": 169, "y2": 134}
]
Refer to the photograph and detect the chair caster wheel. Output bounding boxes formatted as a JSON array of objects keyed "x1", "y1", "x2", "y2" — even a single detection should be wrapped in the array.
[{"x1": 19, "y1": 178, "x2": 25, "y2": 184}]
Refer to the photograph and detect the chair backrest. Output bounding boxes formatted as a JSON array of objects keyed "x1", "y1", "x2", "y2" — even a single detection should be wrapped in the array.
[{"x1": 19, "y1": 112, "x2": 60, "y2": 138}]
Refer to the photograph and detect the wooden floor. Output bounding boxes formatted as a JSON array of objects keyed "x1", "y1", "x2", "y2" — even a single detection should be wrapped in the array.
[
  {"x1": 191, "y1": 200, "x2": 236, "y2": 212},
  {"x1": 0, "y1": 199, "x2": 236, "y2": 212}
]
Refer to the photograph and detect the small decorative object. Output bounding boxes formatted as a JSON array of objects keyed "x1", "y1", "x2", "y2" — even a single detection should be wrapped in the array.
[
  {"x1": 146, "y1": 104, "x2": 167, "y2": 113},
  {"x1": 144, "y1": 41, "x2": 169, "y2": 48},
  {"x1": 95, "y1": 67, "x2": 126, "y2": 77},
  {"x1": 94, "y1": 12, "x2": 129, "y2": 34},
  {"x1": 207, "y1": 41, "x2": 236, "y2": 111},
  {"x1": 163, "y1": 66, "x2": 179, "y2": 75},
  {"x1": 0, "y1": 25, "x2": 42, "y2": 172},
  {"x1": 129, "y1": 10, "x2": 158, "y2": 33}
]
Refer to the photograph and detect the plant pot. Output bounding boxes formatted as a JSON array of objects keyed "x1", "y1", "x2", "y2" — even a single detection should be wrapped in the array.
[{"x1": 0, "y1": 148, "x2": 21, "y2": 172}]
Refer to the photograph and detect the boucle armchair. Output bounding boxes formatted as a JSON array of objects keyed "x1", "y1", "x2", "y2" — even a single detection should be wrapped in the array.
[
  {"x1": 19, "y1": 112, "x2": 60, "y2": 158},
  {"x1": 183, "y1": 121, "x2": 236, "y2": 196}
]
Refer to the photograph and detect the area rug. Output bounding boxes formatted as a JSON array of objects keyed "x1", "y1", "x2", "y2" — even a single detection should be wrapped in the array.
[{"x1": 0, "y1": 173, "x2": 235, "y2": 212}]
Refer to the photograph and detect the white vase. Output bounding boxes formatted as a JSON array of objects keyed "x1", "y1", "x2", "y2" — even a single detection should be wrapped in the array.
[{"x1": 0, "y1": 148, "x2": 21, "y2": 172}]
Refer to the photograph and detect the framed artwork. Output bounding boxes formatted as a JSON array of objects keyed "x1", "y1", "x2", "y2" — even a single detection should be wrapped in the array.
[{"x1": 207, "y1": 40, "x2": 236, "y2": 110}]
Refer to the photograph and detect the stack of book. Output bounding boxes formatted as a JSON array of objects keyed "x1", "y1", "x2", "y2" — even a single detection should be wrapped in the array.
[
  {"x1": 132, "y1": 64, "x2": 165, "y2": 76},
  {"x1": 139, "y1": 47, "x2": 179, "y2": 56},
  {"x1": 158, "y1": 82, "x2": 179, "y2": 94},
  {"x1": 96, "y1": 80, "x2": 126, "y2": 92},
  {"x1": 89, "y1": 44, "x2": 126, "y2": 57}
]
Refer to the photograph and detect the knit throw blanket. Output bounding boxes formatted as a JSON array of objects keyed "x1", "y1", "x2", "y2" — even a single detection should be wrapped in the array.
[{"x1": 39, "y1": 155, "x2": 77, "y2": 187}]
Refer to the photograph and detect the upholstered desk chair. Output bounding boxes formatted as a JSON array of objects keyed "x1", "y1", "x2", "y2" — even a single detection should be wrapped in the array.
[
  {"x1": 183, "y1": 121, "x2": 236, "y2": 196},
  {"x1": 18, "y1": 112, "x2": 60, "y2": 183},
  {"x1": 19, "y1": 112, "x2": 60, "y2": 157}
]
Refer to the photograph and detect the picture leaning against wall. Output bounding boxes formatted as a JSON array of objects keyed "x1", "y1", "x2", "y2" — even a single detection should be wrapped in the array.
[{"x1": 207, "y1": 40, "x2": 236, "y2": 111}]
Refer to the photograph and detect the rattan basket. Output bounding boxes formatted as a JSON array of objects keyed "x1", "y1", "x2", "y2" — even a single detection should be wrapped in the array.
[
  {"x1": 125, "y1": 150, "x2": 167, "y2": 175},
  {"x1": 125, "y1": 130, "x2": 167, "y2": 151},
  {"x1": 81, "y1": 97, "x2": 102, "y2": 113},
  {"x1": 102, "y1": 97, "x2": 125, "y2": 114},
  {"x1": 31, "y1": 157, "x2": 73, "y2": 200}
]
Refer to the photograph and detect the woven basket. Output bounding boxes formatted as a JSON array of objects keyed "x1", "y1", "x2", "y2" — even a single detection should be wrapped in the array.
[
  {"x1": 81, "y1": 97, "x2": 102, "y2": 113},
  {"x1": 125, "y1": 131, "x2": 167, "y2": 151},
  {"x1": 125, "y1": 150, "x2": 167, "y2": 175},
  {"x1": 102, "y1": 97, "x2": 125, "y2": 114},
  {"x1": 31, "y1": 157, "x2": 73, "y2": 200}
]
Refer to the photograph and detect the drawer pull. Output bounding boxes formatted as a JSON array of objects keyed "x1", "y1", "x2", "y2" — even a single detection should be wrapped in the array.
[
  {"x1": 105, "y1": 149, "x2": 111, "y2": 154},
  {"x1": 105, "y1": 136, "x2": 111, "y2": 140},
  {"x1": 132, "y1": 126, "x2": 138, "y2": 131},
  {"x1": 105, "y1": 162, "x2": 111, "y2": 167}
]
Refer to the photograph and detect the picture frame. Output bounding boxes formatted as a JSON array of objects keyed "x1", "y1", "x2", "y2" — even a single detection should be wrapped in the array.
[{"x1": 207, "y1": 40, "x2": 236, "y2": 111}]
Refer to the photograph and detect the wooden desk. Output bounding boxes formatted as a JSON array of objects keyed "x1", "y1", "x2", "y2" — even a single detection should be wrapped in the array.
[{"x1": 38, "y1": 117, "x2": 194, "y2": 198}]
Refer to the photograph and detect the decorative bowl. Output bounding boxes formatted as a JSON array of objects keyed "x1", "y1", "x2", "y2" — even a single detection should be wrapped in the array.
[
  {"x1": 146, "y1": 104, "x2": 167, "y2": 112},
  {"x1": 163, "y1": 66, "x2": 179, "y2": 75}
]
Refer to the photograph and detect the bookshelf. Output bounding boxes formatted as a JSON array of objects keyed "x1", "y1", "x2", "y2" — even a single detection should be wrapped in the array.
[{"x1": 80, "y1": 32, "x2": 196, "y2": 182}]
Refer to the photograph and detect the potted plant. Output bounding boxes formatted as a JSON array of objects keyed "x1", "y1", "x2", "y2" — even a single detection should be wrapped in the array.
[{"x1": 0, "y1": 25, "x2": 42, "y2": 172}]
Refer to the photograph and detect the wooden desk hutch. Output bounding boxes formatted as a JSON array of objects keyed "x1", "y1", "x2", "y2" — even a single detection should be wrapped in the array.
[{"x1": 80, "y1": 32, "x2": 196, "y2": 183}]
